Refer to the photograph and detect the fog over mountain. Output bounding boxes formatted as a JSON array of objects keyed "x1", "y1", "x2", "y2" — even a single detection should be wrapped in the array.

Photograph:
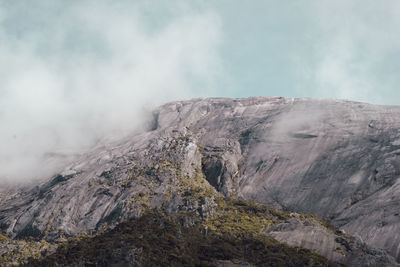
[
  {"x1": 1, "y1": 97, "x2": 400, "y2": 266},
  {"x1": 2, "y1": 1, "x2": 400, "y2": 184},
  {"x1": 1, "y1": 1, "x2": 400, "y2": 266},
  {"x1": 0, "y1": 1, "x2": 223, "y2": 183}
]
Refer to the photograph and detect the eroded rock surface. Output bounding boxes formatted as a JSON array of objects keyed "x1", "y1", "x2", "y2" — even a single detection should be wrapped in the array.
[
  {"x1": 266, "y1": 215, "x2": 397, "y2": 266},
  {"x1": 1, "y1": 97, "x2": 400, "y2": 265}
]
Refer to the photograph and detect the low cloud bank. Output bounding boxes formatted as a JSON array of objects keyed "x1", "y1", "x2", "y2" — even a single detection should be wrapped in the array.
[{"x1": 0, "y1": 1, "x2": 224, "y2": 183}]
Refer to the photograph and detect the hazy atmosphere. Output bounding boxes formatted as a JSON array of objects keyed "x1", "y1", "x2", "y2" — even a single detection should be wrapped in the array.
[{"x1": 1, "y1": 0, "x2": 400, "y2": 182}]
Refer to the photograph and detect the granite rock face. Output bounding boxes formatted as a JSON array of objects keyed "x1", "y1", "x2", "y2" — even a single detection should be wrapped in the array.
[
  {"x1": 266, "y1": 215, "x2": 397, "y2": 267},
  {"x1": 1, "y1": 97, "x2": 400, "y2": 264},
  {"x1": 158, "y1": 97, "x2": 400, "y2": 262}
]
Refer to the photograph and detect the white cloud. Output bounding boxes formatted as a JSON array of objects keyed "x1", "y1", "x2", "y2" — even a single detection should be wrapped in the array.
[
  {"x1": 0, "y1": 1, "x2": 224, "y2": 183},
  {"x1": 297, "y1": 0, "x2": 400, "y2": 104}
]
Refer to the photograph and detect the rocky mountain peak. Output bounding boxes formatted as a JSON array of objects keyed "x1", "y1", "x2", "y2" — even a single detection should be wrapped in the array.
[{"x1": 1, "y1": 97, "x2": 400, "y2": 266}]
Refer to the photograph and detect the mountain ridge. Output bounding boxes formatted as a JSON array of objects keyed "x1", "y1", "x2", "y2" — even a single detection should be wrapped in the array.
[{"x1": 1, "y1": 96, "x2": 400, "y2": 266}]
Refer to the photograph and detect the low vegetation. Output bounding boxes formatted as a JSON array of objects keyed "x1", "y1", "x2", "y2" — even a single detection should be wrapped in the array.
[
  {"x1": 23, "y1": 198, "x2": 343, "y2": 267},
  {"x1": 0, "y1": 140, "x2": 347, "y2": 266}
]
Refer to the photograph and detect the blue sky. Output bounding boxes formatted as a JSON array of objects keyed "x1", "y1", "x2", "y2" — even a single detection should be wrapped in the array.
[
  {"x1": 211, "y1": 1, "x2": 400, "y2": 104},
  {"x1": 2, "y1": 1, "x2": 400, "y2": 104},
  {"x1": 1, "y1": 0, "x2": 400, "y2": 181}
]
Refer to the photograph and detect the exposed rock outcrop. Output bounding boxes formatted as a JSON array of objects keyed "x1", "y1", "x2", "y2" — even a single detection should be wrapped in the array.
[{"x1": 1, "y1": 96, "x2": 400, "y2": 265}]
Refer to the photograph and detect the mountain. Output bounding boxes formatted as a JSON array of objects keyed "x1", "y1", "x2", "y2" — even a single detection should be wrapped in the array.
[{"x1": 1, "y1": 97, "x2": 400, "y2": 266}]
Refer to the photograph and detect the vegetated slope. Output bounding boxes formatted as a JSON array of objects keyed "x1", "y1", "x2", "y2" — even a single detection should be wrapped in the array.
[
  {"x1": 24, "y1": 201, "x2": 342, "y2": 267},
  {"x1": 0, "y1": 97, "x2": 399, "y2": 266}
]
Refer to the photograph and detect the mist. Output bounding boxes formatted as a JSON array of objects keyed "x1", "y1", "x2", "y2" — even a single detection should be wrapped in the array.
[
  {"x1": 0, "y1": 1, "x2": 224, "y2": 183},
  {"x1": 303, "y1": 0, "x2": 400, "y2": 104},
  {"x1": 3, "y1": 1, "x2": 399, "y2": 184}
]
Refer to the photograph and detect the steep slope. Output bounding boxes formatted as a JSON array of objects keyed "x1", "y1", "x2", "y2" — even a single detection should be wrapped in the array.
[
  {"x1": 159, "y1": 97, "x2": 400, "y2": 261},
  {"x1": 0, "y1": 97, "x2": 400, "y2": 265}
]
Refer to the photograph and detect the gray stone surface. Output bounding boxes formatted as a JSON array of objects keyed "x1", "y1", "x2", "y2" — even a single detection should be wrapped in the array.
[
  {"x1": 266, "y1": 216, "x2": 398, "y2": 266},
  {"x1": 1, "y1": 96, "x2": 400, "y2": 264}
]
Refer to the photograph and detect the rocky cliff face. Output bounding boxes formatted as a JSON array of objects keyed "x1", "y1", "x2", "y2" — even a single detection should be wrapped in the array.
[{"x1": 1, "y1": 97, "x2": 400, "y2": 266}]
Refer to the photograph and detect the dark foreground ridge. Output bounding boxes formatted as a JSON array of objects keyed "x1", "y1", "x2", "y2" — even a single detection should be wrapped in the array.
[
  {"x1": 1, "y1": 97, "x2": 400, "y2": 266},
  {"x1": 24, "y1": 201, "x2": 341, "y2": 267}
]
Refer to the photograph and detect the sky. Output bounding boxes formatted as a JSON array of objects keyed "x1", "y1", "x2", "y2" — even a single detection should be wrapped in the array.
[
  {"x1": 1, "y1": 0, "x2": 400, "y2": 182},
  {"x1": 213, "y1": 1, "x2": 400, "y2": 104}
]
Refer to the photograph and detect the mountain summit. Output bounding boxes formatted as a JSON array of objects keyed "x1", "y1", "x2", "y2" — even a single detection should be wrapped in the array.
[{"x1": 1, "y1": 97, "x2": 400, "y2": 266}]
